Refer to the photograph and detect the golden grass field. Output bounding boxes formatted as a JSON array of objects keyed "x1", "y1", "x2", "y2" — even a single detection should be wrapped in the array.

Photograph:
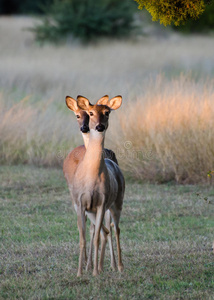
[{"x1": 1, "y1": 17, "x2": 214, "y2": 183}]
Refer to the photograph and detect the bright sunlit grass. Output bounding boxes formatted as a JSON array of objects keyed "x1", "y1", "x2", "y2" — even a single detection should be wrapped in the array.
[{"x1": 114, "y1": 76, "x2": 214, "y2": 183}]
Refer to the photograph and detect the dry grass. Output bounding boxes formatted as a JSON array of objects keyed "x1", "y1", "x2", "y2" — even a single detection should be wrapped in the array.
[
  {"x1": 1, "y1": 17, "x2": 214, "y2": 182},
  {"x1": 114, "y1": 76, "x2": 214, "y2": 183},
  {"x1": 0, "y1": 93, "x2": 78, "y2": 166}
]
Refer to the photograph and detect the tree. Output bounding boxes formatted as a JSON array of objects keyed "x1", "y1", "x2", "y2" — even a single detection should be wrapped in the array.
[
  {"x1": 174, "y1": 0, "x2": 214, "y2": 32},
  {"x1": 135, "y1": 0, "x2": 207, "y2": 26}
]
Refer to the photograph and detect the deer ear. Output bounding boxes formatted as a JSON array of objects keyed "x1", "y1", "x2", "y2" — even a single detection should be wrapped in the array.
[
  {"x1": 77, "y1": 95, "x2": 92, "y2": 111},
  {"x1": 96, "y1": 95, "x2": 109, "y2": 105},
  {"x1": 65, "y1": 96, "x2": 78, "y2": 112},
  {"x1": 108, "y1": 96, "x2": 122, "y2": 110}
]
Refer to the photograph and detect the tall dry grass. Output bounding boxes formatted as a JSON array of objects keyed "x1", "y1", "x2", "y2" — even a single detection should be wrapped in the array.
[
  {"x1": 0, "y1": 93, "x2": 79, "y2": 166},
  {"x1": 1, "y1": 17, "x2": 214, "y2": 182},
  {"x1": 112, "y1": 76, "x2": 214, "y2": 183}
]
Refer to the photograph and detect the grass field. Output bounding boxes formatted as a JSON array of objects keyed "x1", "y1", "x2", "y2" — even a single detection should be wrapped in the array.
[{"x1": 0, "y1": 165, "x2": 214, "y2": 299}]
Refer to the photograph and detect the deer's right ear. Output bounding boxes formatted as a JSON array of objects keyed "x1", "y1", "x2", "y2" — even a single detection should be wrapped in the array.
[
  {"x1": 77, "y1": 95, "x2": 92, "y2": 111},
  {"x1": 108, "y1": 95, "x2": 122, "y2": 110},
  {"x1": 65, "y1": 96, "x2": 78, "y2": 112},
  {"x1": 96, "y1": 95, "x2": 109, "y2": 105}
]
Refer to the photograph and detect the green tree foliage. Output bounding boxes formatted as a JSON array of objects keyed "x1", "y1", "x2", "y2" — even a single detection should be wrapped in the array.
[
  {"x1": 32, "y1": 0, "x2": 136, "y2": 43},
  {"x1": 175, "y1": 1, "x2": 214, "y2": 32},
  {"x1": 135, "y1": 0, "x2": 206, "y2": 26}
]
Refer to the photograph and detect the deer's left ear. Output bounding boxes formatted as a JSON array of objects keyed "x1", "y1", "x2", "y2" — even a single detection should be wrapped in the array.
[
  {"x1": 96, "y1": 95, "x2": 109, "y2": 105},
  {"x1": 65, "y1": 96, "x2": 78, "y2": 112},
  {"x1": 77, "y1": 95, "x2": 92, "y2": 111},
  {"x1": 108, "y1": 96, "x2": 122, "y2": 110}
]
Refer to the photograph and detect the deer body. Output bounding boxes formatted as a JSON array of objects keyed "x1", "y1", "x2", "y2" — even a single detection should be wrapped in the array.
[
  {"x1": 71, "y1": 95, "x2": 125, "y2": 276},
  {"x1": 63, "y1": 96, "x2": 118, "y2": 273}
]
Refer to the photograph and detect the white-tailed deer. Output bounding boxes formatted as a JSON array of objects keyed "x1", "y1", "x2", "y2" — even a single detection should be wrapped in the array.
[
  {"x1": 63, "y1": 95, "x2": 118, "y2": 272},
  {"x1": 70, "y1": 95, "x2": 125, "y2": 276}
]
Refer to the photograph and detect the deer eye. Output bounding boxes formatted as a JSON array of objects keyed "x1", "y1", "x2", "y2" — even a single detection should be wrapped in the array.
[
  {"x1": 76, "y1": 115, "x2": 80, "y2": 119},
  {"x1": 89, "y1": 112, "x2": 93, "y2": 116},
  {"x1": 105, "y1": 111, "x2": 109, "y2": 116}
]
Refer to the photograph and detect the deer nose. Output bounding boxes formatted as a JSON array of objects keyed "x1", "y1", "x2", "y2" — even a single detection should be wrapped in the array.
[
  {"x1": 80, "y1": 124, "x2": 89, "y2": 133},
  {"x1": 95, "y1": 124, "x2": 105, "y2": 132}
]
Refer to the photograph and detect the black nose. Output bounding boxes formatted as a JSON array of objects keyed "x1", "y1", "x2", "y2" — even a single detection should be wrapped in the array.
[
  {"x1": 80, "y1": 124, "x2": 89, "y2": 133},
  {"x1": 95, "y1": 124, "x2": 105, "y2": 132}
]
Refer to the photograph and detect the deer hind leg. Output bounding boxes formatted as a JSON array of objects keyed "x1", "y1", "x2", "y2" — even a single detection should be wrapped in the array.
[
  {"x1": 98, "y1": 226, "x2": 107, "y2": 273},
  {"x1": 110, "y1": 206, "x2": 124, "y2": 272},
  {"x1": 98, "y1": 210, "x2": 113, "y2": 273},
  {"x1": 77, "y1": 206, "x2": 86, "y2": 277},
  {"x1": 104, "y1": 210, "x2": 116, "y2": 271},
  {"x1": 86, "y1": 222, "x2": 94, "y2": 271}
]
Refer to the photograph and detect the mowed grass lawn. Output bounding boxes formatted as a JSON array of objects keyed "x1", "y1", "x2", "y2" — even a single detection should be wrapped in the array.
[{"x1": 0, "y1": 165, "x2": 214, "y2": 299}]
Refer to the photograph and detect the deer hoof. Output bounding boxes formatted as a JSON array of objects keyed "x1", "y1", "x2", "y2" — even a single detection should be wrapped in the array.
[
  {"x1": 111, "y1": 264, "x2": 117, "y2": 271},
  {"x1": 77, "y1": 271, "x2": 82, "y2": 277},
  {"x1": 93, "y1": 270, "x2": 99, "y2": 276},
  {"x1": 118, "y1": 264, "x2": 124, "y2": 272},
  {"x1": 86, "y1": 263, "x2": 92, "y2": 271}
]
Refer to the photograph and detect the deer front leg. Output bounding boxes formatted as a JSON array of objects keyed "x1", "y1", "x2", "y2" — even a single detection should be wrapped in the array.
[
  {"x1": 77, "y1": 206, "x2": 86, "y2": 277},
  {"x1": 93, "y1": 205, "x2": 105, "y2": 276},
  {"x1": 86, "y1": 222, "x2": 94, "y2": 271},
  {"x1": 85, "y1": 211, "x2": 110, "y2": 272}
]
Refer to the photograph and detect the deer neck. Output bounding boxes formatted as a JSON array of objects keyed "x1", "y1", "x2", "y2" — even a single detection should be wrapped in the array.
[
  {"x1": 81, "y1": 129, "x2": 105, "y2": 179},
  {"x1": 82, "y1": 132, "x2": 90, "y2": 149}
]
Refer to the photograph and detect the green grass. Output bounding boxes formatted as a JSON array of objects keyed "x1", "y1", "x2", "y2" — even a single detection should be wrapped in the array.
[{"x1": 0, "y1": 165, "x2": 214, "y2": 299}]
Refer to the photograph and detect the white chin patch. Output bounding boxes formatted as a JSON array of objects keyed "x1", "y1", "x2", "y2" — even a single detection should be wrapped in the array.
[{"x1": 91, "y1": 128, "x2": 105, "y2": 137}]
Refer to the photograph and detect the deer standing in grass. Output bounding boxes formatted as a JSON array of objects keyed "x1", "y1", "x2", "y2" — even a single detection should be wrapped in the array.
[
  {"x1": 63, "y1": 95, "x2": 119, "y2": 273},
  {"x1": 68, "y1": 95, "x2": 125, "y2": 276}
]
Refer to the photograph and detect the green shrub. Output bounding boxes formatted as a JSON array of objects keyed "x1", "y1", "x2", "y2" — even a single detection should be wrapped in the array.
[{"x1": 32, "y1": 0, "x2": 136, "y2": 43}]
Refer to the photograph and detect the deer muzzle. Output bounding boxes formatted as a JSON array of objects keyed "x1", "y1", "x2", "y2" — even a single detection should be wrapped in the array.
[{"x1": 95, "y1": 124, "x2": 105, "y2": 132}]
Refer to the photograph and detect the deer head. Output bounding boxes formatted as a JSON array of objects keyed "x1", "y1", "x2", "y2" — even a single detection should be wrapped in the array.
[
  {"x1": 77, "y1": 95, "x2": 122, "y2": 133},
  {"x1": 65, "y1": 96, "x2": 90, "y2": 133}
]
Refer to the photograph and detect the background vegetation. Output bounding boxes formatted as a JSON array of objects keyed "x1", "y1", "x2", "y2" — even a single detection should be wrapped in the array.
[
  {"x1": 135, "y1": 0, "x2": 206, "y2": 26},
  {"x1": 1, "y1": 18, "x2": 214, "y2": 183},
  {"x1": 1, "y1": 0, "x2": 214, "y2": 40},
  {"x1": 175, "y1": 1, "x2": 214, "y2": 32}
]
